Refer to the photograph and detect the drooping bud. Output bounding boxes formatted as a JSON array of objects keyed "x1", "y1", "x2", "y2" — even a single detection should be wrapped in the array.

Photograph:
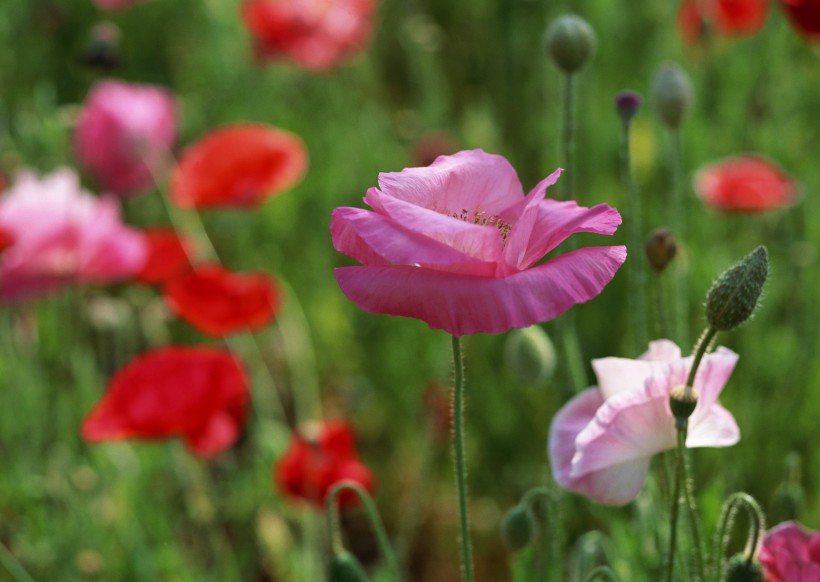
[
  {"x1": 651, "y1": 63, "x2": 694, "y2": 128},
  {"x1": 669, "y1": 384, "x2": 698, "y2": 426},
  {"x1": 705, "y1": 246, "x2": 768, "y2": 331},
  {"x1": 645, "y1": 227, "x2": 678, "y2": 272},
  {"x1": 615, "y1": 90, "x2": 642, "y2": 125},
  {"x1": 723, "y1": 554, "x2": 764, "y2": 582},
  {"x1": 500, "y1": 504, "x2": 536, "y2": 551},
  {"x1": 329, "y1": 550, "x2": 369, "y2": 582},
  {"x1": 504, "y1": 326, "x2": 557, "y2": 385},
  {"x1": 544, "y1": 15, "x2": 596, "y2": 74}
]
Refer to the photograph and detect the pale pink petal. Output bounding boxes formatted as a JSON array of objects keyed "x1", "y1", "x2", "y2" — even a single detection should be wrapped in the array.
[
  {"x1": 687, "y1": 403, "x2": 739, "y2": 448},
  {"x1": 690, "y1": 347, "x2": 739, "y2": 408},
  {"x1": 334, "y1": 245, "x2": 626, "y2": 336},
  {"x1": 331, "y1": 206, "x2": 496, "y2": 276},
  {"x1": 548, "y1": 388, "x2": 604, "y2": 488},
  {"x1": 565, "y1": 457, "x2": 653, "y2": 506},
  {"x1": 641, "y1": 339, "x2": 682, "y2": 361},
  {"x1": 592, "y1": 356, "x2": 670, "y2": 401},
  {"x1": 376, "y1": 150, "x2": 526, "y2": 216}
]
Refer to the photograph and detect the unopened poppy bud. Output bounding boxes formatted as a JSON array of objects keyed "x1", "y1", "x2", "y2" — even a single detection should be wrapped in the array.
[
  {"x1": 651, "y1": 63, "x2": 693, "y2": 128},
  {"x1": 645, "y1": 227, "x2": 678, "y2": 271},
  {"x1": 504, "y1": 326, "x2": 557, "y2": 385},
  {"x1": 83, "y1": 22, "x2": 122, "y2": 70},
  {"x1": 500, "y1": 504, "x2": 536, "y2": 551},
  {"x1": 669, "y1": 385, "x2": 698, "y2": 423},
  {"x1": 723, "y1": 554, "x2": 764, "y2": 582},
  {"x1": 329, "y1": 550, "x2": 369, "y2": 582},
  {"x1": 705, "y1": 246, "x2": 768, "y2": 331},
  {"x1": 544, "y1": 15, "x2": 596, "y2": 74},
  {"x1": 615, "y1": 90, "x2": 642, "y2": 125}
]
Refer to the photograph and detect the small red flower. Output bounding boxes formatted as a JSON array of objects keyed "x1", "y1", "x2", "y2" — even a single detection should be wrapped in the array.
[
  {"x1": 164, "y1": 264, "x2": 281, "y2": 336},
  {"x1": 136, "y1": 228, "x2": 192, "y2": 285},
  {"x1": 275, "y1": 421, "x2": 375, "y2": 507},
  {"x1": 694, "y1": 154, "x2": 797, "y2": 213},
  {"x1": 82, "y1": 346, "x2": 249, "y2": 457},
  {"x1": 170, "y1": 124, "x2": 307, "y2": 209},
  {"x1": 781, "y1": 0, "x2": 820, "y2": 40},
  {"x1": 678, "y1": 0, "x2": 769, "y2": 43}
]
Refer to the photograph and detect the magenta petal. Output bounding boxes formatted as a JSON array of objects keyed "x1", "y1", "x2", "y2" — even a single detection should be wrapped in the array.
[
  {"x1": 760, "y1": 522, "x2": 820, "y2": 582},
  {"x1": 334, "y1": 245, "x2": 626, "y2": 336}
]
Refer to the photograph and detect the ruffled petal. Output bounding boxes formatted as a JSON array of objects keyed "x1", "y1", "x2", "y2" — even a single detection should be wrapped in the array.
[
  {"x1": 691, "y1": 347, "x2": 739, "y2": 408},
  {"x1": 592, "y1": 357, "x2": 669, "y2": 401},
  {"x1": 548, "y1": 388, "x2": 603, "y2": 489},
  {"x1": 687, "y1": 403, "x2": 740, "y2": 448},
  {"x1": 334, "y1": 245, "x2": 626, "y2": 336}
]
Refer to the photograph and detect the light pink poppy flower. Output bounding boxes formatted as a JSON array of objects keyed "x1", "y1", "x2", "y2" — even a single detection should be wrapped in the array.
[
  {"x1": 75, "y1": 80, "x2": 177, "y2": 196},
  {"x1": 0, "y1": 168, "x2": 147, "y2": 301},
  {"x1": 331, "y1": 149, "x2": 626, "y2": 336},
  {"x1": 549, "y1": 340, "x2": 740, "y2": 505},
  {"x1": 760, "y1": 521, "x2": 820, "y2": 582}
]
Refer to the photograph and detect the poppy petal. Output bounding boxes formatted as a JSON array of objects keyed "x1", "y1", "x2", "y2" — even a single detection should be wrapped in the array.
[{"x1": 136, "y1": 228, "x2": 192, "y2": 285}]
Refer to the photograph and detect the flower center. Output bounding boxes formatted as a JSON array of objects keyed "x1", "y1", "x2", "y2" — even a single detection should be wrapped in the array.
[{"x1": 448, "y1": 207, "x2": 512, "y2": 241}]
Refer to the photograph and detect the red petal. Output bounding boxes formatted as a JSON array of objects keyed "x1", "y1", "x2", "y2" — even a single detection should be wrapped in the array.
[
  {"x1": 781, "y1": 0, "x2": 820, "y2": 39},
  {"x1": 695, "y1": 154, "x2": 797, "y2": 213},
  {"x1": 170, "y1": 124, "x2": 307, "y2": 209},
  {"x1": 135, "y1": 228, "x2": 192, "y2": 285},
  {"x1": 0, "y1": 227, "x2": 14, "y2": 255}
]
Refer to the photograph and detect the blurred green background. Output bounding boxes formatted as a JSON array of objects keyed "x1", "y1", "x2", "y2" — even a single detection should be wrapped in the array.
[{"x1": 1, "y1": 0, "x2": 818, "y2": 580}]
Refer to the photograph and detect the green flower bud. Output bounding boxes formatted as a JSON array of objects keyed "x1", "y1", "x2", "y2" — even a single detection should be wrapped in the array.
[
  {"x1": 645, "y1": 227, "x2": 678, "y2": 272},
  {"x1": 669, "y1": 385, "x2": 698, "y2": 425},
  {"x1": 705, "y1": 246, "x2": 768, "y2": 331},
  {"x1": 651, "y1": 63, "x2": 694, "y2": 128},
  {"x1": 500, "y1": 504, "x2": 536, "y2": 551},
  {"x1": 329, "y1": 550, "x2": 369, "y2": 582},
  {"x1": 723, "y1": 554, "x2": 764, "y2": 582},
  {"x1": 544, "y1": 15, "x2": 596, "y2": 74},
  {"x1": 504, "y1": 326, "x2": 557, "y2": 385}
]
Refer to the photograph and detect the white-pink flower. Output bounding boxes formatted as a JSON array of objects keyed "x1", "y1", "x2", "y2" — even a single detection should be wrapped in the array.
[
  {"x1": 548, "y1": 340, "x2": 740, "y2": 505},
  {"x1": 0, "y1": 168, "x2": 147, "y2": 301},
  {"x1": 74, "y1": 80, "x2": 176, "y2": 196}
]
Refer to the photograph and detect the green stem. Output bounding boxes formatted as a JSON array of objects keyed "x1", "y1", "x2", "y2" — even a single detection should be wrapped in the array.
[
  {"x1": 712, "y1": 492, "x2": 765, "y2": 580},
  {"x1": 621, "y1": 117, "x2": 647, "y2": 354},
  {"x1": 326, "y1": 482, "x2": 402, "y2": 581},
  {"x1": 680, "y1": 439, "x2": 706, "y2": 581},
  {"x1": 583, "y1": 565, "x2": 618, "y2": 582},
  {"x1": 0, "y1": 543, "x2": 35, "y2": 582},
  {"x1": 669, "y1": 127, "x2": 688, "y2": 348},
  {"x1": 520, "y1": 486, "x2": 558, "y2": 582},
  {"x1": 686, "y1": 327, "x2": 718, "y2": 390},
  {"x1": 451, "y1": 335, "x2": 474, "y2": 582},
  {"x1": 665, "y1": 429, "x2": 684, "y2": 582}
]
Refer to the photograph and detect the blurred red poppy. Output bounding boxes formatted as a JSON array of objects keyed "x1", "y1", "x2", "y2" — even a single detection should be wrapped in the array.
[
  {"x1": 678, "y1": 0, "x2": 769, "y2": 43},
  {"x1": 275, "y1": 421, "x2": 375, "y2": 507},
  {"x1": 781, "y1": 0, "x2": 820, "y2": 40},
  {"x1": 136, "y1": 228, "x2": 192, "y2": 285},
  {"x1": 164, "y1": 264, "x2": 281, "y2": 336},
  {"x1": 170, "y1": 124, "x2": 307, "y2": 209},
  {"x1": 694, "y1": 154, "x2": 797, "y2": 213},
  {"x1": 0, "y1": 227, "x2": 14, "y2": 255},
  {"x1": 82, "y1": 346, "x2": 249, "y2": 457},
  {"x1": 241, "y1": 0, "x2": 376, "y2": 71}
]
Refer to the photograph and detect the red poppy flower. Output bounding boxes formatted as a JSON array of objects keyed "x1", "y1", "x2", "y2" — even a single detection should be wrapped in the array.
[
  {"x1": 241, "y1": 0, "x2": 376, "y2": 71},
  {"x1": 164, "y1": 264, "x2": 281, "y2": 336},
  {"x1": 82, "y1": 346, "x2": 249, "y2": 457},
  {"x1": 135, "y1": 228, "x2": 192, "y2": 285},
  {"x1": 678, "y1": 0, "x2": 769, "y2": 43},
  {"x1": 275, "y1": 421, "x2": 375, "y2": 507},
  {"x1": 694, "y1": 154, "x2": 797, "y2": 213},
  {"x1": 170, "y1": 124, "x2": 307, "y2": 209},
  {"x1": 781, "y1": 0, "x2": 820, "y2": 40}
]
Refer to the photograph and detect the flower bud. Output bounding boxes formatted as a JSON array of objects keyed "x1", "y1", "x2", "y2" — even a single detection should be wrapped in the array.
[
  {"x1": 500, "y1": 504, "x2": 536, "y2": 551},
  {"x1": 504, "y1": 326, "x2": 557, "y2": 385},
  {"x1": 544, "y1": 15, "x2": 596, "y2": 74},
  {"x1": 645, "y1": 227, "x2": 678, "y2": 271},
  {"x1": 669, "y1": 385, "x2": 698, "y2": 425},
  {"x1": 723, "y1": 554, "x2": 764, "y2": 582},
  {"x1": 83, "y1": 22, "x2": 123, "y2": 71},
  {"x1": 651, "y1": 63, "x2": 693, "y2": 128},
  {"x1": 615, "y1": 90, "x2": 642, "y2": 125},
  {"x1": 705, "y1": 246, "x2": 768, "y2": 331},
  {"x1": 329, "y1": 550, "x2": 369, "y2": 582}
]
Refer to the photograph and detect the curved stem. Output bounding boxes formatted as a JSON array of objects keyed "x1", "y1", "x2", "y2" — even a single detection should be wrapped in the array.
[
  {"x1": 0, "y1": 543, "x2": 35, "y2": 582},
  {"x1": 712, "y1": 492, "x2": 766, "y2": 580},
  {"x1": 686, "y1": 327, "x2": 718, "y2": 391},
  {"x1": 451, "y1": 335, "x2": 474, "y2": 582},
  {"x1": 326, "y1": 482, "x2": 402, "y2": 581},
  {"x1": 584, "y1": 565, "x2": 618, "y2": 582}
]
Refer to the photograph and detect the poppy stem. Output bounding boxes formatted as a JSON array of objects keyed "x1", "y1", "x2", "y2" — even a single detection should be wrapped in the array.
[
  {"x1": 711, "y1": 492, "x2": 766, "y2": 580},
  {"x1": 665, "y1": 428, "x2": 684, "y2": 582},
  {"x1": 680, "y1": 437, "x2": 706, "y2": 581},
  {"x1": 451, "y1": 335, "x2": 474, "y2": 582},
  {"x1": 0, "y1": 540, "x2": 35, "y2": 582},
  {"x1": 520, "y1": 486, "x2": 561, "y2": 582},
  {"x1": 668, "y1": 127, "x2": 689, "y2": 349}
]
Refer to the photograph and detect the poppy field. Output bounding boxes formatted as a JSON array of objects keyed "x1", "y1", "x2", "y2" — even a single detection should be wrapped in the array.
[{"x1": 2, "y1": 1, "x2": 820, "y2": 581}]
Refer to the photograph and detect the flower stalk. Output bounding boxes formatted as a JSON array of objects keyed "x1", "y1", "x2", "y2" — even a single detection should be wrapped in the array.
[
  {"x1": 451, "y1": 335, "x2": 475, "y2": 582},
  {"x1": 712, "y1": 492, "x2": 766, "y2": 580}
]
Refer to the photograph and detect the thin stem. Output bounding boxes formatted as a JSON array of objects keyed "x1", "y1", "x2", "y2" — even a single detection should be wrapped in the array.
[
  {"x1": 686, "y1": 327, "x2": 718, "y2": 391},
  {"x1": 0, "y1": 543, "x2": 35, "y2": 582},
  {"x1": 665, "y1": 429, "x2": 684, "y2": 582},
  {"x1": 669, "y1": 127, "x2": 688, "y2": 348},
  {"x1": 621, "y1": 117, "x2": 647, "y2": 354},
  {"x1": 451, "y1": 335, "x2": 474, "y2": 582},
  {"x1": 681, "y1": 441, "x2": 706, "y2": 581},
  {"x1": 712, "y1": 492, "x2": 766, "y2": 580},
  {"x1": 583, "y1": 565, "x2": 618, "y2": 582},
  {"x1": 326, "y1": 482, "x2": 402, "y2": 581}
]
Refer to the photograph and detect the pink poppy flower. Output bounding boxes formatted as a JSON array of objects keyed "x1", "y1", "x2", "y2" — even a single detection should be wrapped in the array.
[
  {"x1": 695, "y1": 154, "x2": 797, "y2": 213},
  {"x1": 0, "y1": 168, "x2": 147, "y2": 301},
  {"x1": 241, "y1": 0, "x2": 376, "y2": 71},
  {"x1": 678, "y1": 0, "x2": 769, "y2": 43},
  {"x1": 759, "y1": 521, "x2": 820, "y2": 581},
  {"x1": 548, "y1": 340, "x2": 740, "y2": 505},
  {"x1": 75, "y1": 80, "x2": 177, "y2": 196},
  {"x1": 94, "y1": 0, "x2": 150, "y2": 11},
  {"x1": 781, "y1": 0, "x2": 820, "y2": 41},
  {"x1": 330, "y1": 149, "x2": 626, "y2": 336}
]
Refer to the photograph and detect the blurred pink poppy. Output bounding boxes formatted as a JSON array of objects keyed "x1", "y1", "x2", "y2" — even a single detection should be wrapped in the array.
[
  {"x1": 82, "y1": 346, "x2": 249, "y2": 457},
  {"x1": 695, "y1": 154, "x2": 797, "y2": 213},
  {"x1": 760, "y1": 521, "x2": 820, "y2": 581},
  {"x1": 781, "y1": 0, "x2": 820, "y2": 40},
  {"x1": 75, "y1": 80, "x2": 177, "y2": 196},
  {"x1": 549, "y1": 340, "x2": 740, "y2": 505},
  {"x1": 678, "y1": 0, "x2": 769, "y2": 43},
  {"x1": 0, "y1": 168, "x2": 146, "y2": 301},
  {"x1": 94, "y1": 0, "x2": 150, "y2": 10},
  {"x1": 331, "y1": 149, "x2": 626, "y2": 336},
  {"x1": 241, "y1": 0, "x2": 376, "y2": 71}
]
